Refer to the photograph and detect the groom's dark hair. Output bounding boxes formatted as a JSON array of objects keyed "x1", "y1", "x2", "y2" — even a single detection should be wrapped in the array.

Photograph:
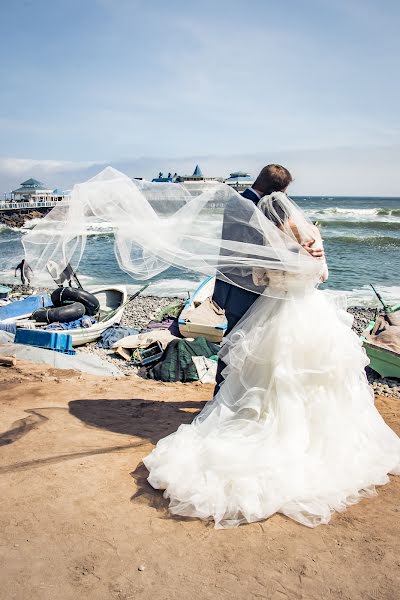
[{"x1": 253, "y1": 164, "x2": 292, "y2": 195}]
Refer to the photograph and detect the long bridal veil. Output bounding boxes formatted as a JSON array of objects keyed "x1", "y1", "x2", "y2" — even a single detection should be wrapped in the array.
[
  {"x1": 23, "y1": 167, "x2": 400, "y2": 528},
  {"x1": 22, "y1": 166, "x2": 324, "y2": 296}
]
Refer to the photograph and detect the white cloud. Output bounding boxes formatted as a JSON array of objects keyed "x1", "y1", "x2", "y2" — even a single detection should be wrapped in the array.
[
  {"x1": 0, "y1": 145, "x2": 399, "y2": 196},
  {"x1": 0, "y1": 158, "x2": 100, "y2": 176},
  {"x1": 0, "y1": 158, "x2": 107, "y2": 194}
]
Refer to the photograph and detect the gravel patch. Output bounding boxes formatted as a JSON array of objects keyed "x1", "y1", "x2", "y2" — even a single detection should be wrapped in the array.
[
  {"x1": 347, "y1": 306, "x2": 378, "y2": 336},
  {"x1": 119, "y1": 295, "x2": 182, "y2": 330},
  {"x1": 366, "y1": 369, "x2": 400, "y2": 400}
]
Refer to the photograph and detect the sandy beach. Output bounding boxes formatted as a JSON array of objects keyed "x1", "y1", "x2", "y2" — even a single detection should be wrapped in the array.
[
  {"x1": 1, "y1": 359, "x2": 399, "y2": 600},
  {"x1": 2, "y1": 0, "x2": 400, "y2": 597}
]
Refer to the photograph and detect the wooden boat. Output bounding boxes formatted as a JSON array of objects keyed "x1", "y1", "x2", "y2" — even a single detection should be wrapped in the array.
[
  {"x1": 361, "y1": 303, "x2": 400, "y2": 378},
  {"x1": 178, "y1": 276, "x2": 227, "y2": 343}
]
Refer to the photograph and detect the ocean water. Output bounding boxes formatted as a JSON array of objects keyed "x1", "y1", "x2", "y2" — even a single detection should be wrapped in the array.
[{"x1": 1, "y1": 195, "x2": 399, "y2": 306}]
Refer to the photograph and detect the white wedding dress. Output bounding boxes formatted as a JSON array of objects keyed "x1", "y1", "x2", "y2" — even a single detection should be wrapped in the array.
[
  {"x1": 144, "y1": 286, "x2": 400, "y2": 528},
  {"x1": 144, "y1": 257, "x2": 400, "y2": 529},
  {"x1": 21, "y1": 167, "x2": 400, "y2": 528}
]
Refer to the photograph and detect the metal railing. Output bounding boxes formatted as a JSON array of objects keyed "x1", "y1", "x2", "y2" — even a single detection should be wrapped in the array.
[{"x1": 0, "y1": 200, "x2": 60, "y2": 211}]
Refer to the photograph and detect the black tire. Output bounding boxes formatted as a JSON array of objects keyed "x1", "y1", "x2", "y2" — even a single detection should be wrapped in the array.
[
  {"x1": 51, "y1": 287, "x2": 100, "y2": 316},
  {"x1": 32, "y1": 302, "x2": 86, "y2": 324}
]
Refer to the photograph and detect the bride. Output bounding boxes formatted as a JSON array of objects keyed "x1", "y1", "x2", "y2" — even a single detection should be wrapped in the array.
[{"x1": 23, "y1": 167, "x2": 400, "y2": 528}]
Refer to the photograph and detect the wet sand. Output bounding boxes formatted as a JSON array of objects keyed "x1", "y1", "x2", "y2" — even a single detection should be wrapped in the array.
[{"x1": 1, "y1": 360, "x2": 399, "y2": 600}]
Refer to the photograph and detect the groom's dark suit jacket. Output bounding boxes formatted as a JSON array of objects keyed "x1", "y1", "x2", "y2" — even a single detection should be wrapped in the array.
[
  {"x1": 212, "y1": 187, "x2": 262, "y2": 334},
  {"x1": 212, "y1": 187, "x2": 286, "y2": 394}
]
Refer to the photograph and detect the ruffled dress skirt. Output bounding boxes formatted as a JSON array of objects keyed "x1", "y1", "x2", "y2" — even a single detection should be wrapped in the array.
[{"x1": 143, "y1": 289, "x2": 400, "y2": 528}]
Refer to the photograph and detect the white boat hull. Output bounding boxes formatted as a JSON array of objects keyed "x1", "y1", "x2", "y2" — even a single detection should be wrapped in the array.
[
  {"x1": 68, "y1": 285, "x2": 127, "y2": 346},
  {"x1": 13, "y1": 285, "x2": 128, "y2": 347}
]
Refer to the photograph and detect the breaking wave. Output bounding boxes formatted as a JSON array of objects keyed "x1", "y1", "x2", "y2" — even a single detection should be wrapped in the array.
[
  {"x1": 312, "y1": 207, "x2": 400, "y2": 218},
  {"x1": 320, "y1": 219, "x2": 400, "y2": 231},
  {"x1": 325, "y1": 235, "x2": 400, "y2": 248},
  {"x1": 6, "y1": 218, "x2": 115, "y2": 236},
  {"x1": 20, "y1": 218, "x2": 47, "y2": 231},
  {"x1": 331, "y1": 285, "x2": 400, "y2": 308},
  {"x1": 84, "y1": 221, "x2": 114, "y2": 234}
]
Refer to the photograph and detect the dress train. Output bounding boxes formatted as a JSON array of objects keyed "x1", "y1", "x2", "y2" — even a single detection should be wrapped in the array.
[{"x1": 144, "y1": 290, "x2": 400, "y2": 528}]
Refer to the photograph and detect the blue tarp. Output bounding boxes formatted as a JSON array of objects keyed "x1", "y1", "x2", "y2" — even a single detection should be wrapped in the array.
[
  {"x1": 97, "y1": 325, "x2": 140, "y2": 349},
  {"x1": 0, "y1": 294, "x2": 52, "y2": 322},
  {"x1": 0, "y1": 323, "x2": 17, "y2": 334},
  {"x1": 45, "y1": 316, "x2": 96, "y2": 330}
]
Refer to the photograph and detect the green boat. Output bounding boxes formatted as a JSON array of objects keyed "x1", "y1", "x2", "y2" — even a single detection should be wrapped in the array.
[{"x1": 361, "y1": 303, "x2": 400, "y2": 379}]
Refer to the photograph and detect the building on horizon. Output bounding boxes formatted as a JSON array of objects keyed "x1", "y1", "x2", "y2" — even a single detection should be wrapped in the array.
[
  {"x1": 177, "y1": 165, "x2": 223, "y2": 196},
  {"x1": 224, "y1": 171, "x2": 255, "y2": 193},
  {"x1": 175, "y1": 164, "x2": 223, "y2": 185},
  {"x1": 151, "y1": 171, "x2": 178, "y2": 183},
  {"x1": 151, "y1": 165, "x2": 223, "y2": 196},
  {"x1": 150, "y1": 165, "x2": 256, "y2": 196},
  {"x1": 10, "y1": 178, "x2": 66, "y2": 203}
]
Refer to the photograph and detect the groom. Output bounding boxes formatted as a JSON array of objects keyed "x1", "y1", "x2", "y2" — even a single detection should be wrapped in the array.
[{"x1": 212, "y1": 164, "x2": 324, "y2": 394}]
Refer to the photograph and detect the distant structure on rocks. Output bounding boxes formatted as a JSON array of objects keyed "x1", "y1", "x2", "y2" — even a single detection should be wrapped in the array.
[
  {"x1": 10, "y1": 178, "x2": 66, "y2": 203},
  {"x1": 175, "y1": 164, "x2": 223, "y2": 195},
  {"x1": 0, "y1": 177, "x2": 68, "y2": 225},
  {"x1": 224, "y1": 171, "x2": 255, "y2": 193},
  {"x1": 151, "y1": 165, "x2": 255, "y2": 195},
  {"x1": 152, "y1": 164, "x2": 224, "y2": 196}
]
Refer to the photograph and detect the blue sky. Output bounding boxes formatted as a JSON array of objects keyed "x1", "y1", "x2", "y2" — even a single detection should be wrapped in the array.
[{"x1": 0, "y1": 0, "x2": 399, "y2": 194}]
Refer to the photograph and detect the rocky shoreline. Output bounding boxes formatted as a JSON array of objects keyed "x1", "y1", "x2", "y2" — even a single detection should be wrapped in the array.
[
  {"x1": 0, "y1": 209, "x2": 48, "y2": 229},
  {"x1": 1, "y1": 281, "x2": 399, "y2": 397}
]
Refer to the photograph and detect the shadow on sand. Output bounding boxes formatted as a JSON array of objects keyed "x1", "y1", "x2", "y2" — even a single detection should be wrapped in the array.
[
  {"x1": 68, "y1": 397, "x2": 206, "y2": 516},
  {"x1": 68, "y1": 397, "x2": 205, "y2": 445}
]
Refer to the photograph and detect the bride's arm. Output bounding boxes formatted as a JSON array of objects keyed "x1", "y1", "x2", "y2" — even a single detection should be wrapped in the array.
[
  {"x1": 278, "y1": 220, "x2": 328, "y2": 282},
  {"x1": 306, "y1": 224, "x2": 328, "y2": 282},
  {"x1": 282, "y1": 218, "x2": 325, "y2": 260},
  {"x1": 300, "y1": 222, "x2": 329, "y2": 282},
  {"x1": 252, "y1": 215, "x2": 328, "y2": 287}
]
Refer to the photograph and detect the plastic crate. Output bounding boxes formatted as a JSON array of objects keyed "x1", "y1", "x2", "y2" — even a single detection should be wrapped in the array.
[
  {"x1": 15, "y1": 329, "x2": 76, "y2": 355},
  {"x1": 130, "y1": 342, "x2": 164, "y2": 366}
]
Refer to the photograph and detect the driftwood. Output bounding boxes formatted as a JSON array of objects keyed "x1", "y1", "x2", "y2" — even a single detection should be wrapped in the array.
[{"x1": 0, "y1": 355, "x2": 16, "y2": 367}]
